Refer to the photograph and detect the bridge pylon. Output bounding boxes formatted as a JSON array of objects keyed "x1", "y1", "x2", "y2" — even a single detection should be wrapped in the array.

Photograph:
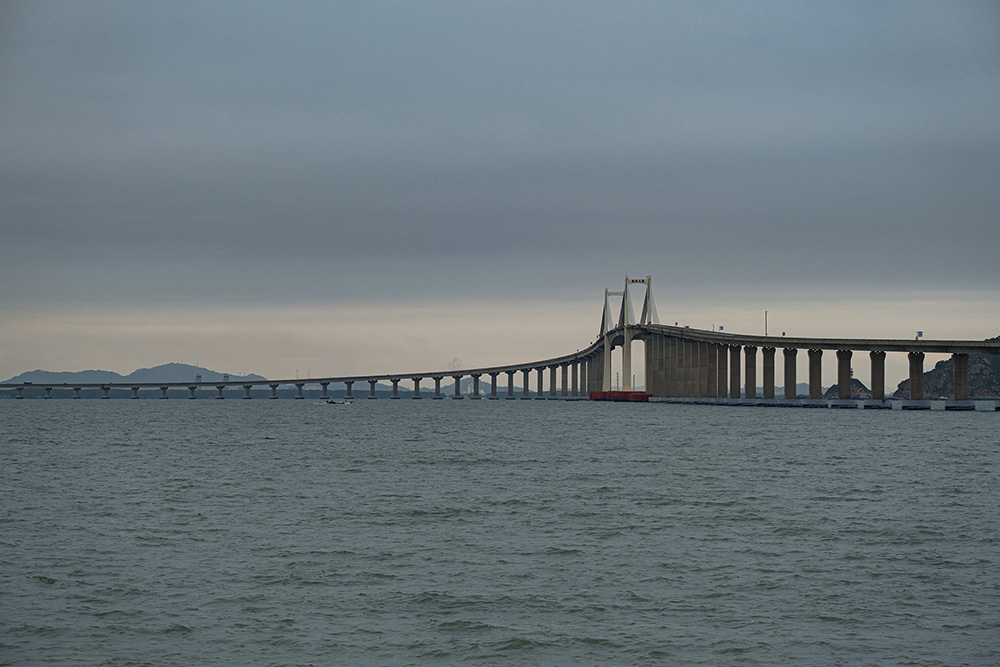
[{"x1": 601, "y1": 275, "x2": 658, "y2": 391}]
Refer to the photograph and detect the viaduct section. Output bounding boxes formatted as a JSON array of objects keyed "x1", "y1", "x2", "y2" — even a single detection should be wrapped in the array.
[
  {"x1": 636, "y1": 325, "x2": 999, "y2": 406},
  {"x1": 3, "y1": 276, "x2": 998, "y2": 407}
]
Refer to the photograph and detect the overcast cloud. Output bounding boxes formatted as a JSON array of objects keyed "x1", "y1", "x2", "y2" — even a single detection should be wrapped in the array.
[{"x1": 1, "y1": 1, "x2": 998, "y2": 379}]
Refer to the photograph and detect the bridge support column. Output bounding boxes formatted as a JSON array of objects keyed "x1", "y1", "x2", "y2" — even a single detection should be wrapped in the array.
[
  {"x1": 908, "y1": 352, "x2": 925, "y2": 400},
  {"x1": 506, "y1": 371, "x2": 516, "y2": 399},
  {"x1": 188, "y1": 386, "x2": 197, "y2": 399},
  {"x1": 270, "y1": 383, "x2": 279, "y2": 399},
  {"x1": 587, "y1": 350, "x2": 604, "y2": 391},
  {"x1": 622, "y1": 327, "x2": 632, "y2": 391},
  {"x1": 744, "y1": 346, "x2": 757, "y2": 399},
  {"x1": 602, "y1": 336, "x2": 613, "y2": 392},
  {"x1": 368, "y1": 379, "x2": 377, "y2": 399},
  {"x1": 16, "y1": 386, "x2": 24, "y2": 399},
  {"x1": 683, "y1": 339, "x2": 694, "y2": 397},
  {"x1": 953, "y1": 353, "x2": 969, "y2": 400},
  {"x1": 522, "y1": 369, "x2": 531, "y2": 399},
  {"x1": 707, "y1": 343, "x2": 718, "y2": 398},
  {"x1": 161, "y1": 386, "x2": 170, "y2": 399},
  {"x1": 561, "y1": 364, "x2": 568, "y2": 397},
  {"x1": 433, "y1": 376, "x2": 443, "y2": 399},
  {"x1": 295, "y1": 383, "x2": 305, "y2": 399},
  {"x1": 244, "y1": 384, "x2": 252, "y2": 399},
  {"x1": 320, "y1": 382, "x2": 330, "y2": 399},
  {"x1": 537, "y1": 368, "x2": 545, "y2": 399},
  {"x1": 489, "y1": 373, "x2": 499, "y2": 399},
  {"x1": 837, "y1": 350, "x2": 852, "y2": 399},
  {"x1": 412, "y1": 378, "x2": 421, "y2": 399},
  {"x1": 132, "y1": 386, "x2": 142, "y2": 399},
  {"x1": 762, "y1": 347, "x2": 775, "y2": 399},
  {"x1": 345, "y1": 381, "x2": 354, "y2": 400},
  {"x1": 549, "y1": 366, "x2": 557, "y2": 397},
  {"x1": 453, "y1": 375, "x2": 463, "y2": 399},
  {"x1": 45, "y1": 387, "x2": 53, "y2": 399},
  {"x1": 677, "y1": 338, "x2": 687, "y2": 397},
  {"x1": 391, "y1": 379, "x2": 400, "y2": 399},
  {"x1": 696, "y1": 341, "x2": 708, "y2": 397},
  {"x1": 216, "y1": 385, "x2": 225, "y2": 399},
  {"x1": 808, "y1": 349, "x2": 822, "y2": 399},
  {"x1": 716, "y1": 343, "x2": 728, "y2": 398},
  {"x1": 579, "y1": 360, "x2": 588, "y2": 396},
  {"x1": 729, "y1": 345, "x2": 741, "y2": 399},
  {"x1": 73, "y1": 386, "x2": 82, "y2": 399},
  {"x1": 870, "y1": 351, "x2": 885, "y2": 400},
  {"x1": 644, "y1": 338, "x2": 656, "y2": 396},
  {"x1": 664, "y1": 337, "x2": 677, "y2": 397},
  {"x1": 783, "y1": 348, "x2": 797, "y2": 399},
  {"x1": 471, "y1": 374, "x2": 481, "y2": 399},
  {"x1": 100, "y1": 386, "x2": 110, "y2": 399}
]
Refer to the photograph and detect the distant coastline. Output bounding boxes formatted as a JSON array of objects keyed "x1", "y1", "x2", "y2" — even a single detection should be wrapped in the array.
[{"x1": 3, "y1": 362, "x2": 266, "y2": 385}]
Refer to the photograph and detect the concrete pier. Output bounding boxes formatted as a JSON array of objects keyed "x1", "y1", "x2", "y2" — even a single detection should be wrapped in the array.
[
  {"x1": 762, "y1": 347, "x2": 775, "y2": 400},
  {"x1": 506, "y1": 371, "x2": 516, "y2": 399},
  {"x1": 716, "y1": 343, "x2": 727, "y2": 399},
  {"x1": 345, "y1": 381, "x2": 354, "y2": 400},
  {"x1": 744, "y1": 346, "x2": 757, "y2": 400},
  {"x1": 295, "y1": 383, "x2": 305, "y2": 399},
  {"x1": 433, "y1": 376, "x2": 443, "y2": 399},
  {"x1": 412, "y1": 377, "x2": 421, "y2": 399},
  {"x1": 707, "y1": 343, "x2": 718, "y2": 398},
  {"x1": 391, "y1": 379, "x2": 400, "y2": 399},
  {"x1": 953, "y1": 353, "x2": 969, "y2": 401},
  {"x1": 270, "y1": 383, "x2": 279, "y2": 399},
  {"x1": 870, "y1": 351, "x2": 885, "y2": 401},
  {"x1": 837, "y1": 350, "x2": 852, "y2": 399},
  {"x1": 244, "y1": 384, "x2": 252, "y2": 399},
  {"x1": 808, "y1": 349, "x2": 822, "y2": 399},
  {"x1": 368, "y1": 379, "x2": 377, "y2": 399},
  {"x1": 908, "y1": 352, "x2": 925, "y2": 400},
  {"x1": 783, "y1": 348, "x2": 797, "y2": 399},
  {"x1": 729, "y1": 345, "x2": 740, "y2": 399}
]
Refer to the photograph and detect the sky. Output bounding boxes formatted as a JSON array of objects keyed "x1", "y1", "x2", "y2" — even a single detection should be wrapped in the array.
[{"x1": 2, "y1": 0, "x2": 999, "y2": 387}]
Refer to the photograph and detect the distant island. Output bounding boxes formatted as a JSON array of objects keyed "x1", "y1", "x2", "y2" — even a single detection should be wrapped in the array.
[
  {"x1": 3, "y1": 363, "x2": 266, "y2": 385},
  {"x1": 893, "y1": 336, "x2": 1000, "y2": 399}
]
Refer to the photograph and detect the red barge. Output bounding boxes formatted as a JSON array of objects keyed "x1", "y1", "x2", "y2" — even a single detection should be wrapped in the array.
[{"x1": 589, "y1": 391, "x2": 650, "y2": 402}]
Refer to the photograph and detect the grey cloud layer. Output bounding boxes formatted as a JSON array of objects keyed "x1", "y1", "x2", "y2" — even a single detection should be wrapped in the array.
[{"x1": 2, "y1": 1, "x2": 998, "y2": 305}]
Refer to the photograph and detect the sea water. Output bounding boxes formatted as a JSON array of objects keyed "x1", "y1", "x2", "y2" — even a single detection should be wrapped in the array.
[{"x1": 2, "y1": 399, "x2": 998, "y2": 666}]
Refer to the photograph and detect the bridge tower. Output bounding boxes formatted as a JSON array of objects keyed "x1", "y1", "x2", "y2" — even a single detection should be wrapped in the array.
[{"x1": 601, "y1": 275, "x2": 658, "y2": 391}]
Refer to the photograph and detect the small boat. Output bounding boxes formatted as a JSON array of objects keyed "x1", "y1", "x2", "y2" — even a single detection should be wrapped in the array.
[{"x1": 326, "y1": 399, "x2": 353, "y2": 405}]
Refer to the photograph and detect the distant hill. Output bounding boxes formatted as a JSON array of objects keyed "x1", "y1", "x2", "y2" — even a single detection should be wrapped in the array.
[
  {"x1": 4, "y1": 363, "x2": 267, "y2": 384},
  {"x1": 824, "y1": 378, "x2": 872, "y2": 399},
  {"x1": 893, "y1": 336, "x2": 1000, "y2": 399}
]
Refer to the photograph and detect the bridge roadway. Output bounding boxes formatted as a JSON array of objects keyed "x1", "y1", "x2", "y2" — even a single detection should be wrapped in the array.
[{"x1": 3, "y1": 325, "x2": 999, "y2": 405}]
